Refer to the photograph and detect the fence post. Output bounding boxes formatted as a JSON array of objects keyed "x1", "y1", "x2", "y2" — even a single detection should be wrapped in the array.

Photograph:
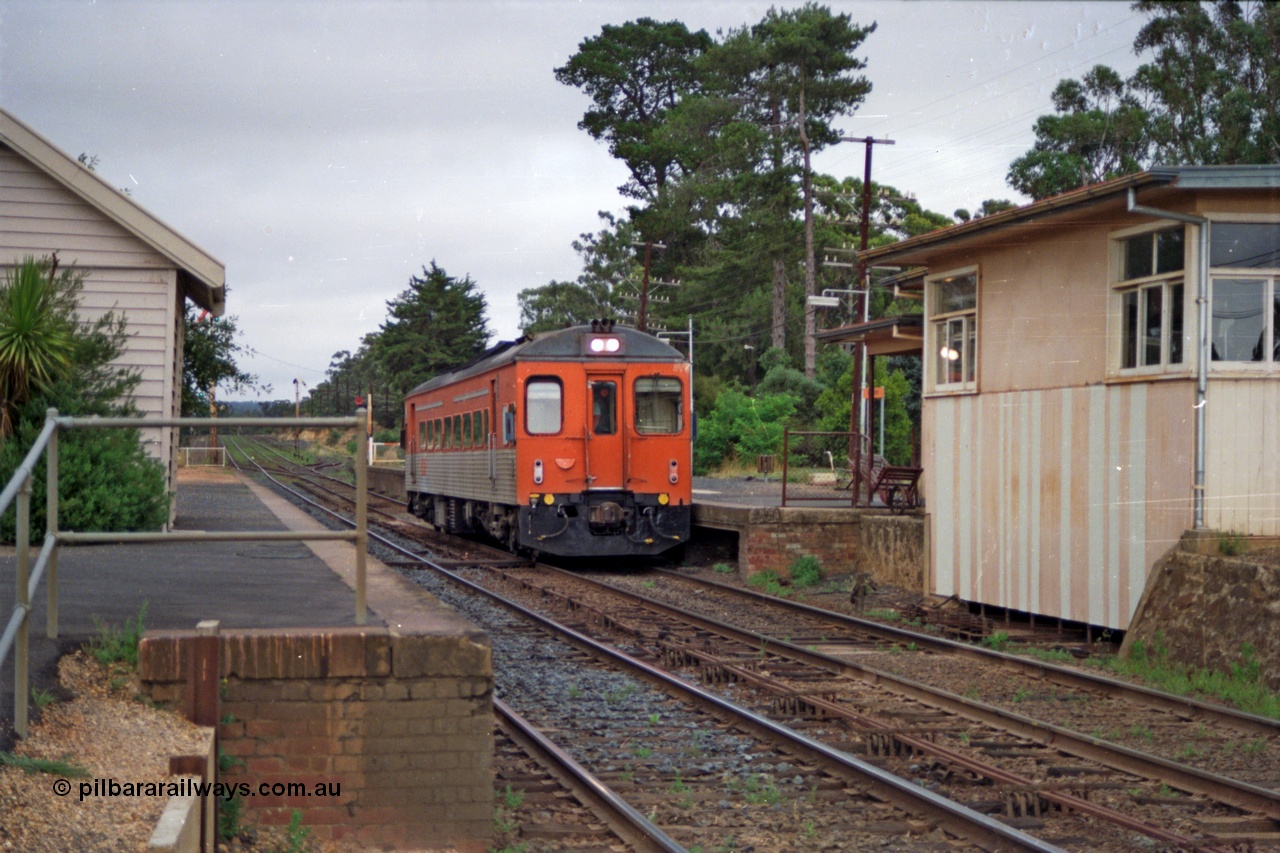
[
  {"x1": 355, "y1": 410, "x2": 368, "y2": 626},
  {"x1": 45, "y1": 409, "x2": 58, "y2": 638},
  {"x1": 15, "y1": 478, "x2": 30, "y2": 738},
  {"x1": 781, "y1": 429, "x2": 790, "y2": 506}
]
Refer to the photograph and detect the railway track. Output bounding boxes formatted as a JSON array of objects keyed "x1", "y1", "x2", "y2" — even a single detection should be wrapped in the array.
[
  {"x1": 224, "y1": 438, "x2": 1054, "y2": 849},
  {"x1": 222, "y1": 436, "x2": 1280, "y2": 849}
]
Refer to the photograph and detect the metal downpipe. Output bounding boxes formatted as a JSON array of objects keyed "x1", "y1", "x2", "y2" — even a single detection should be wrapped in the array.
[{"x1": 1126, "y1": 188, "x2": 1210, "y2": 529}]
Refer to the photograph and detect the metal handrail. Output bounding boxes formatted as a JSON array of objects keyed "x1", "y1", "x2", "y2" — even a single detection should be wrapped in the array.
[{"x1": 1, "y1": 408, "x2": 369, "y2": 737}]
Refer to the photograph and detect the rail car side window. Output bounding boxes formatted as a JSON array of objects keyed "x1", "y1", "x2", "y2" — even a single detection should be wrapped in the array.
[
  {"x1": 462, "y1": 413, "x2": 473, "y2": 448},
  {"x1": 503, "y1": 404, "x2": 516, "y2": 444},
  {"x1": 433, "y1": 418, "x2": 442, "y2": 449},
  {"x1": 634, "y1": 377, "x2": 683, "y2": 434},
  {"x1": 418, "y1": 420, "x2": 426, "y2": 450},
  {"x1": 526, "y1": 379, "x2": 562, "y2": 434}
]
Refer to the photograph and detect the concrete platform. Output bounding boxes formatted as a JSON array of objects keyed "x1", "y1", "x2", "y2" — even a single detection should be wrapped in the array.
[{"x1": 0, "y1": 465, "x2": 479, "y2": 744}]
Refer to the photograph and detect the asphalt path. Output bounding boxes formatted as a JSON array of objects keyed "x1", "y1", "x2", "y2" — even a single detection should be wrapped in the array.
[{"x1": 0, "y1": 470, "x2": 379, "y2": 748}]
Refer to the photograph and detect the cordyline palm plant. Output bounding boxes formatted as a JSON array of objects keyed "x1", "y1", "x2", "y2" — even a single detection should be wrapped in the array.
[{"x1": 0, "y1": 255, "x2": 78, "y2": 439}]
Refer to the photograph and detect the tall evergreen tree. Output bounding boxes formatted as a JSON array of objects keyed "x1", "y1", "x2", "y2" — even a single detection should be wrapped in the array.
[{"x1": 374, "y1": 261, "x2": 491, "y2": 395}]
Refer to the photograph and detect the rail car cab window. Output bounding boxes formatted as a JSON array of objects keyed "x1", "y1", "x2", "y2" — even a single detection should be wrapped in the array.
[
  {"x1": 635, "y1": 377, "x2": 683, "y2": 434},
  {"x1": 591, "y1": 381, "x2": 617, "y2": 435},
  {"x1": 526, "y1": 379, "x2": 562, "y2": 434}
]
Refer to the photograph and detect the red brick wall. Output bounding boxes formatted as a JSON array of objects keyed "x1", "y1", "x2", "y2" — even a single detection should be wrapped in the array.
[{"x1": 140, "y1": 627, "x2": 492, "y2": 850}]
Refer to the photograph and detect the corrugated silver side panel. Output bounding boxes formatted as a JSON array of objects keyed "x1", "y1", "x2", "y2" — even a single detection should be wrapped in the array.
[{"x1": 408, "y1": 449, "x2": 517, "y2": 504}]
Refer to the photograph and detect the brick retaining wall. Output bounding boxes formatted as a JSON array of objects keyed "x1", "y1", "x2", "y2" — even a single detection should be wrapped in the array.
[
  {"x1": 695, "y1": 504, "x2": 926, "y2": 591},
  {"x1": 140, "y1": 626, "x2": 492, "y2": 850}
]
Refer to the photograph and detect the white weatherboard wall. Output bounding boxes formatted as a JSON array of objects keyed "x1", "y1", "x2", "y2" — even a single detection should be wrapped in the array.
[
  {"x1": 926, "y1": 380, "x2": 1195, "y2": 631},
  {"x1": 0, "y1": 143, "x2": 184, "y2": 474},
  {"x1": 1204, "y1": 379, "x2": 1280, "y2": 536}
]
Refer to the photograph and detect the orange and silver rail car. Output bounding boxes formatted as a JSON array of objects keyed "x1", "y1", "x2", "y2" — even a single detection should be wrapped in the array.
[{"x1": 402, "y1": 323, "x2": 692, "y2": 557}]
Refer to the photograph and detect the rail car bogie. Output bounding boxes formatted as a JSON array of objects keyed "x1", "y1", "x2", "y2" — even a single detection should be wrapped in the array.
[{"x1": 403, "y1": 324, "x2": 692, "y2": 559}]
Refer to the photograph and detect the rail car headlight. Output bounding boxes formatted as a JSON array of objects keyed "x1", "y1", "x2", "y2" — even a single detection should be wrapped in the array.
[
  {"x1": 543, "y1": 493, "x2": 555, "y2": 505},
  {"x1": 533, "y1": 459, "x2": 544, "y2": 485},
  {"x1": 658, "y1": 493, "x2": 669, "y2": 506},
  {"x1": 588, "y1": 337, "x2": 621, "y2": 354},
  {"x1": 669, "y1": 459, "x2": 679, "y2": 484}
]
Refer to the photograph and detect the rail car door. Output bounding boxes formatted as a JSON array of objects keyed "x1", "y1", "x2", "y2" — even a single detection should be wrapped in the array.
[{"x1": 585, "y1": 374, "x2": 624, "y2": 489}]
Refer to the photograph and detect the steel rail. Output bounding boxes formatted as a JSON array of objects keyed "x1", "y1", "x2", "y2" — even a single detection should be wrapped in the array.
[
  {"x1": 658, "y1": 569, "x2": 1280, "y2": 738},
  {"x1": 666, "y1": 642, "x2": 1223, "y2": 852},
  {"x1": 494, "y1": 698, "x2": 686, "y2": 853},
  {"x1": 423, "y1": 563, "x2": 1062, "y2": 851},
  {"x1": 547, "y1": 566, "x2": 1280, "y2": 822},
  {"x1": 226, "y1": 441, "x2": 1058, "y2": 851}
]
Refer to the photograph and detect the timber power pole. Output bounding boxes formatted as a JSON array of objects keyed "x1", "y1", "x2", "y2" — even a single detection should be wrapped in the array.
[{"x1": 629, "y1": 241, "x2": 669, "y2": 333}]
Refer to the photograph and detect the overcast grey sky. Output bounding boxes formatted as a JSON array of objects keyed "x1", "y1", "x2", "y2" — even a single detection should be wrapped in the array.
[{"x1": 0, "y1": 1, "x2": 1146, "y2": 401}]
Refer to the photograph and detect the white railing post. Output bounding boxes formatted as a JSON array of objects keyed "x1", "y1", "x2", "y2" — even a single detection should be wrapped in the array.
[
  {"x1": 15, "y1": 477, "x2": 30, "y2": 738},
  {"x1": 355, "y1": 410, "x2": 368, "y2": 626},
  {"x1": 46, "y1": 409, "x2": 58, "y2": 638}
]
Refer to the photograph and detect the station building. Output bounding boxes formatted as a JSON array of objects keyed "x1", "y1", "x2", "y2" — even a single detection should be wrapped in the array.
[
  {"x1": 0, "y1": 107, "x2": 226, "y2": 498},
  {"x1": 852, "y1": 166, "x2": 1280, "y2": 633}
]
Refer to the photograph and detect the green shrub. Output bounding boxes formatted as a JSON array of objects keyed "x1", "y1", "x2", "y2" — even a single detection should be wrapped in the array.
[
  {"x1": 694, "y1": 389, "x2": 797, "y2": 474},
  {"x1": 788, "y1": 555, "x2": 822, "y2": 589}
]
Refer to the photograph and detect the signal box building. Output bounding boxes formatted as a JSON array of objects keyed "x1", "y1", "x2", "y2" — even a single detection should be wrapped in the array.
[
  {"x1": 0, "y1": 107, "x2": 226, "y2": 496},
  {"x1": 860, "y1": 166, "x2": 1280, "y2": 632}
]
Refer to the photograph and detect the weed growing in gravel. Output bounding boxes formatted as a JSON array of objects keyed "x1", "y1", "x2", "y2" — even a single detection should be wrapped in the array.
[
  {"x1": 669, "y1": 772, "x2": 689, "y2": 794},
  {"x1": 647, "y1": 712, "x2": 661, "y2": 727},
  {"x1": 864, "y1": 608, "x2": 900, "y2": 622},
  {"x1": 742, "y1": 768, "x2": 778, "y2": 804},
  {"x1": 746, "y1": 568, "x2": 792, "y2": 598},
  {"x1": 632, "y1": 745, "x2": 653, "y2": 759},
  {"x1": 88, "y1": 602, "x2": 148, "y2": 668},
  {"x1": 1129, "y1": 724, "x2": 1155, "y2": 742},
  {"x1": 217, "y1": 747, "x2": 247, "y2": 842},
  {"x1": 1012, "y1": 687, "x2": 1032, "y2": 702},
  {"x1": 604, "y1": 683, "x2": 639, "y2": 704},
  {"x1": 642, "y1": 580, "x2": 656, "y2": 589},
  {"x1": 30, "y1": 687, "x2": 57, "y2": 709},
  {"x1": 271, "y1": 809, "x2": 312, "y2": 853},
  {"x1": 713, "y1": 562, "x2": 734, "y2": 574},
  {"x1": 1243, "y1": 737, "x2": 1269, "y2": 755},
  {"x1": 980, "y1": 631, "x2": 1011, "y2": 651},
  {"x1": 1218, "y1": 530, "x2": 1246, "y2": 556},
  {"x1": 1159, "y1": 783, "x2": 1178, "y2": 797},
  {"x1": 492, "y1": 788, "x2": 524, "y2": 838},
  {"x1": 1179, "y1": 743, "x2": 1202, "y2": 760},
  {"x1": 567, "y1": 684, "x2": 582, "y2": 699},
  {"x1": 803, "y1": 820, "x2": 817, "y2": 839},
  {"x1": 0, "y1": 751, "x2": 88, "y2": 777}
]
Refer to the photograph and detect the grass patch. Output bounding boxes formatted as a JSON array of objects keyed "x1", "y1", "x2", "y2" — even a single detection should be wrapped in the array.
[
  {"x1": 1109, "y1": 636, "x2": 1280, "y2": 720},
  {"x1": 87, "y1": 602, "x2": 148, "y2": 668},
  {"x1": 0, "y1": 751, "x2": 89, "y2": 777},
  {"x1": 712, "y1": 562, "x2": 735, "y2": 574}
]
